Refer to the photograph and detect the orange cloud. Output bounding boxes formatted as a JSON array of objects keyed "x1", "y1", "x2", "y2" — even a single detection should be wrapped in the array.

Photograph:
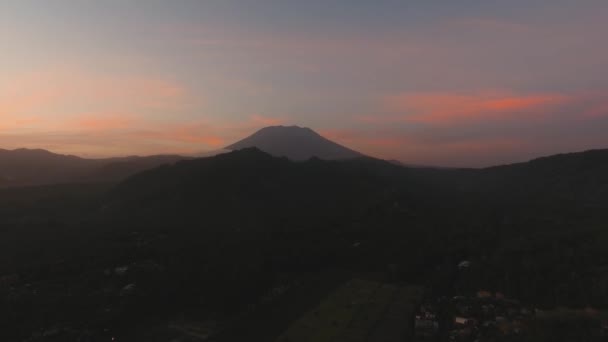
[
  {"x1": 0, "y1": 67, "x2": 202, "y2": 150},
  {"x1": 586, "y1": 104, "x2": 608, "y2": 118},
  {"x1": 321, "y1": 127, "x2": 529, "y2": 167},
  {"x1": 319, "y1": 128, "x2": 419, "y2": 162},
  {"x1": 128, "y1": 121, "x2": 224, "y2": 148},
  {"x1": 379, "y1": 91, "x2": 570, "y2": 124},
  {"x1": 0, "y1": 113, "x2": 41, "y2": 131},
  {"x1": 321, "y1": 129, "x2": 410, "y2": 149},
  {"x1": 0, "y1": 67, "x2": 292, "y2": 156},
  {"x1": 73, "y1": 114, "x2": 137, "y2": 131},
  {"x1": 0, "y1": 68, "x2": 194, "y2": 120}
]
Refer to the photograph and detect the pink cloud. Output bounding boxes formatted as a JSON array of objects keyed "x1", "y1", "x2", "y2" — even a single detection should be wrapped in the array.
[
  {"x1": 132, "y1": 121, "x2": 225, "y2": 148},
  {"x1": 449, "y1": 18, "x2": 532, "y2": 33},
  {"x1": 579, "y1": 92, "x2": 608, "y2": 118},
  {"x1": 381, "y1": 91, "x2": 570, "y2": 124},
  {"x1": 321, "y1": 129, "x2": 411, "y2": 149},
  {"x1": 0, "y1": 68, "x2": 194, "y2": 120},
  {"x1": 0, "y1": 67, "x2": 201, "y2": 145},
  {"x1": 0, "y1": 112, "x2": 286, "y2": 156},
  {"x1": 126, "y1": 114, "x2": 284, "y2": 152},
  {"x1": 320, "y1": 127, "x2": 530, "y2": 167},
  {"x1": 347, "y1": 89, "x2": 608, "y2": 166},
  {"x1": 0, "y1": 113, "x2": 41, "y2": 131},
  {"x1": 70, "y1": 114, "x2": 138, "y2": 131}
]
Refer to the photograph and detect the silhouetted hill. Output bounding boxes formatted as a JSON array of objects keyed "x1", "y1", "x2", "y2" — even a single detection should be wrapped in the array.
[
  {"x1": 107, "y1": 147, "x2": 608, "y2": 227},
  {"x1": 108, "y1": 148, "x2": 397, "y2": 227},
  {"x1": 225, "y1": 126, "x2": 364, "y2": 160},
  {"x1": 0, "y1": 148, "x2": 185, "y2": 187},
  {"x1": 86, "y1": 155, "x2": 186, "y2": 182},
  {"x1": 499, "y1": 149, "x2": 608, "y2": 204},
  {"x1": 416, "y1": 148, "x2": 608, "y2": 207},
  {"x1": 0, "y1": 149, "x2": 93, "y2": 187}
]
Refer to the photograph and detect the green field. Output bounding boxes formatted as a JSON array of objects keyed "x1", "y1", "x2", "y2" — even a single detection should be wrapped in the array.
[{"x1": 276, "y1": 280, "x2": 423, "y2": 342}]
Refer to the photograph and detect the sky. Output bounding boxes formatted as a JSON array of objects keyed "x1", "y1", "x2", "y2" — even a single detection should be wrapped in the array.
[{"x1": 1, "y1": 0, "x2": 607, "y2": 167}]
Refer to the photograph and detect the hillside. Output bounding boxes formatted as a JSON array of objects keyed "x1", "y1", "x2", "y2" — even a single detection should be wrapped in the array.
[
  {"x1": 107, "y1": 148, "x2": 397, "y2": 228},
  {"x1": 479, "y1": 149, "x2": 608, "y2": 205},
  {"x1": 0, "y1": 149, "x2": 93, "y2": 186},
  {"x1": 107, "y1": 147, "x2": 608, "y2": 227},
  {"x1": 410, "y1": 149, "x2": 608, "y2": 207}
]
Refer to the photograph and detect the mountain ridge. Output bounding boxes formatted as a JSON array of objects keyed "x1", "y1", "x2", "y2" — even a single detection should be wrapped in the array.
[{"x1": 2, "y1": 129, "x2": 607, "y2": 189}]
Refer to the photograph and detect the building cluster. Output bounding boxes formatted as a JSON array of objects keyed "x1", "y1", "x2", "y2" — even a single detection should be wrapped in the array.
[
  {"x1": 414, "y1": 302, "x2": 440, "y2": 340},
  {"x1": 415, "y1": 291, "x2": 535, "y2": 341}
]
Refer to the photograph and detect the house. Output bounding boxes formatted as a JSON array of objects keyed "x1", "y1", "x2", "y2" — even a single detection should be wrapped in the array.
[
  {"x1": 415, "y1": 317, "x2": 439, "y2": 329},
  {"x1": 120, "y1": 284, "x2": 136, "y2": 297},
  {"x1": 601, "y1": 320, "x2": 608, "y2": 336},
  {"x1": 458, "y1": 261, "x2": 471, "y2": 269},
  {"x1": 0, "y1": 274, "x2": 20, "y2": 288},
  {"x1": 454, "y1": 316, "x2": 470, "y2": 325},
  {"x1": 114, "y1": 266, "x2": 129, "y2": 276},
  {"x1": 415, "y1": 317, "x2": 439, "y2": 338},
  {"x1": 477, "y1": 290, "x2": 492, "y2": 298}
]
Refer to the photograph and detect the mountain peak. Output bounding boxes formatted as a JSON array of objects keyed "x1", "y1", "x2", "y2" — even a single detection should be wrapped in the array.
[
  {"x1": 259, "y1": 125, "x2": 308, "y2": 130},
  {"x1": 225, "y1": 126, "x2": 364, "y2": 161},
  {"x1": 255, "y1": 125, "x2": 319, "y2": 136}
]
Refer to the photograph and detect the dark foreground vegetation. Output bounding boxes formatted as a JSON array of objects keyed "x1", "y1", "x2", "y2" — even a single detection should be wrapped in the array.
[{"x1": 1, "y1": 148, "x2": 608, "y2": 341}]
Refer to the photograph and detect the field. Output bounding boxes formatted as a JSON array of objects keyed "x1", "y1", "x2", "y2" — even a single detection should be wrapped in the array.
[{"x1": 276, "y1": 279, "x2": 423, "y2": 342}]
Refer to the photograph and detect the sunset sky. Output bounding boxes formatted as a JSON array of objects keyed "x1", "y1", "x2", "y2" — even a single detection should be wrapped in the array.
[{"x1": 2, "y1": 1, "x2": 608, "y2": 167}]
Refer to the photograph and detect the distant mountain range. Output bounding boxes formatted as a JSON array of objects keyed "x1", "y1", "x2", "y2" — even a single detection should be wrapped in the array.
[
  {"x1": 2, "y1": 126, "x2": 608, "y2": 194},
  {"x1": 0, "y1": 126, "x2": 365, "y2": 187},
  {"x1": 225, "y1": 125, "x2": 364, "y2": 160},
  {"x1": 0, "y1": 148, "x2": 184, "y2": 187}
]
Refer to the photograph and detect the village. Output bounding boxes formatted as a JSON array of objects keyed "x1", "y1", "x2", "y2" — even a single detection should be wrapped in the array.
[
  {"x1": 415, "y1": 289, "x2": 535, "y2": 341},
  {"x1": 411, "y1": 258, "x2": 608, "y2": 342}
]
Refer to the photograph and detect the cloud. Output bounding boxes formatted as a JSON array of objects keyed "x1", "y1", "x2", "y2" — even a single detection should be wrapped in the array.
[
  {"x1": 0, "y1": 67, "x2": 194, "y2": 123},
  {"x1": 378, "y1": 91, "x2": 570, "y2": 124},
  {"x1": 452, "y1": 18, "x2": 532, "y2": 33},
  {"x1": 69, "y1": 114, "x2": 138, "y2": 131},
  {"x1": 331, "y1": 88, "x2": 608, "y2": 167},
  {"x1": 131, "y1": 121, "x2": 225, "y2": 147},
  {"x1": 0, "y1": 66, "x2": 210, "y2": 154},
  {"x1": 0, "y1": 67, "x2": 286, "y2": 153},
  {"x1": 578, "y1": 92, "x2": 608, "y2": 118},
  {"x1": 0, "y1": 114, "x2": 41, "y2": 132},
  {"x1": 321, "y1": 129, "x2": 411, "y2": 149},
  {"x1": 125, "y1": 114, "x2": 285, "y2": 152},
  {"x1": 321, "y1": 125, "x2": 539, "y2": 167},
  {"x1": 0, "y1": 108, "x2": 285, "y2": 157}
]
